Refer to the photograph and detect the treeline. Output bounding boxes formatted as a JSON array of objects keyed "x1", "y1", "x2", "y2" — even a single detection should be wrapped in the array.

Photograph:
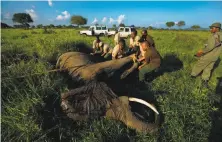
[
  {"x1": 1, "y1": 22, "x2": 88, "y2": 29},
  {"x1": 1, "y1": 12, "x2": 205, "y2": 31}
]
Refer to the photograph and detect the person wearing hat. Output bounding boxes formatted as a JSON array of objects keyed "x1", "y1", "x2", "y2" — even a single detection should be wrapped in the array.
[
  {"x1": 191, "y1": 22, "x2": 222, "y2": 86},
  {"x1": 136, "y1": 39, "x2": 162, "y2": 82},
  {"x1": 91, "y1": 36, "x2": 104, "y2": 56},
  {"x1": 114, "y1": 29, "x2": 120, "y2": 46}
]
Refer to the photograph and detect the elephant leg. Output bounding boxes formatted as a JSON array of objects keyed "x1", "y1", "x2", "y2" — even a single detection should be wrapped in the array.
[{"x1": 105, "y1": 96, "x2": 158, "y2": 133}]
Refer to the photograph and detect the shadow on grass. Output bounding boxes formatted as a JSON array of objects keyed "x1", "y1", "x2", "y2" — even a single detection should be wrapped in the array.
[
  {"x1": 145, "y1": 53, "x2": 183, "y2": 82},
  {"x1": 209, "y1": 58, "x2": 221, "y2": 80},
  {"x1": 208, "y1": 77, "x2": 222, "y2": 142}
]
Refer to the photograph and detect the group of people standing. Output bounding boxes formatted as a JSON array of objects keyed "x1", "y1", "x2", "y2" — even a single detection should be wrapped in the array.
[{"x1": 90, "y1": 29, "x2": 162, "y2": 82}]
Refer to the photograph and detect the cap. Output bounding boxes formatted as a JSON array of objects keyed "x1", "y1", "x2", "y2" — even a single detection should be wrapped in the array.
[{"x1": 209, "y1": 22, "x2": 221, "y2": 29}]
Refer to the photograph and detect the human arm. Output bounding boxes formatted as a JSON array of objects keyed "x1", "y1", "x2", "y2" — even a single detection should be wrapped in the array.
[
  {"x1": 138, "y1": 62, "x2": 147, "y2": 70},
  {"x1": 202, "y1": 34, "x2": 217, "y2": 54},
  {"x1": 137, "y1": 56, "x2": 145, "y2": 62},
  {"x1": 112, "y1": 45, "x2": 119, "y2": 59},
  {"x1": 92, "y1": 40, "x2": 96, "y2": 51},
  {"x1": 135, "y1": 36, "x2": 140, "y2": 47}
]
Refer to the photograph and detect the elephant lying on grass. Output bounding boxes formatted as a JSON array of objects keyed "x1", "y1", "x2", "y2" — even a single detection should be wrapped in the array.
[{"x1": 56, "y1": 52, "x2": 159, "y2": 133}]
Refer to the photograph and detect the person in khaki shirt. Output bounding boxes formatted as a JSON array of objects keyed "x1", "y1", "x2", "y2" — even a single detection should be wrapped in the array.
[
  {"x1": 102, "y1": 43, "x2": 113, "y2": 60},
  {"x1": 91, "y1": 36, "x2": 104, "y2": 55},
  {"x1": 114, "y1": 29, "x2": 120, "y2": 46},
  {"x1": 137, "y1": 30, "x2": 156, "y2": 58},
  {"x1": 137, "y1": 39, "x2": 161, "y2": 82},
  {"x1": 191, "y1": 22, "x2": 222, "y2": 87},
  {"x1": 128, "y1": 30, "x2": 140, "y2": 55},
  {"x1": 112, "y1": 39, "x2": 127, "y2": 59}
]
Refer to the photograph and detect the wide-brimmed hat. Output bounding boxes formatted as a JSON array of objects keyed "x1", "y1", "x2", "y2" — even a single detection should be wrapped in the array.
[{"x1": 209, "y1": 22, "x2": 221, "y2": 29}]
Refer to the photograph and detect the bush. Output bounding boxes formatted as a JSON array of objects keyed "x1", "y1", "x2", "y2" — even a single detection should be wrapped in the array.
[{"x1": 42, "y1": 27, "x2": 56, "y2": 34}]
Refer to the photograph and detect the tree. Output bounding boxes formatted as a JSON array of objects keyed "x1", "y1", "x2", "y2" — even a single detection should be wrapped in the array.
[
  {"x1": 49, "y1": 24, "x2": 55, "y2": 28},
  {"x1": 1, "y1": 22, "x2": 11, "y2": 28},
  {"x1": 191, "y1": 25, "x2": 201, "y2": 30},
  {"x1": 12, "y1": 13, "x2": 33, "y2": 28},
  {"x1": 57, "y1": 25, "x2": 62, "y2": 28},
  {"x1": 113, "y1": 24, "x2": 116, "y2": 29},
  {"x1": 119, "y1": 23, "x2": 125, "y2": 27},
  {"x1": 67, "y1": 25, "x2": 73, "y2": 28},
  {"x1": 177, "y1": 21, "x2": 185, "y2": 29},
  {"x1": 148, "y1": 26, "x2": 153, "y2": 30},
  {"x1": 70, "y1": 15, "x2": 87, "y2": 27},
  {"x1": 37, "y1": 24, "x2": 43, "y2": 28},
  {"x1": 166, "y1": 21, "x2": 175, "y2": 29}
]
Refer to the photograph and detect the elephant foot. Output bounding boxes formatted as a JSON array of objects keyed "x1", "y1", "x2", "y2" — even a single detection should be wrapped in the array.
[{"x1": 105, "y1": 96, "x2": 158, "y2": 133}]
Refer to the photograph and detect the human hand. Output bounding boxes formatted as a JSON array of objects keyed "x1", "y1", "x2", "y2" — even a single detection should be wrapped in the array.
[{"x1": 195, "y1": 50, "x2": 203, "y2": 57}]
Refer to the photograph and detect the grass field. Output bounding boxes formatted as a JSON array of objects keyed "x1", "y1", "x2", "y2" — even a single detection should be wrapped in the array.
[{"x1": 1, "y1": 28, "x2": 222, "y2": 142}]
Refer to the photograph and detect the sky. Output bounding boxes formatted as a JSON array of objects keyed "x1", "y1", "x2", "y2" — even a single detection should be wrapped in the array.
[{"x1": 1, "y1": 1, "x2": 222, "y2": 28}]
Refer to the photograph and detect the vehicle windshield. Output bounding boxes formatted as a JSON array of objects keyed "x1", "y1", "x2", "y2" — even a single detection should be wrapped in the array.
[{"x1": 96, "y1": 27, "x2": 102, "y2": 30}]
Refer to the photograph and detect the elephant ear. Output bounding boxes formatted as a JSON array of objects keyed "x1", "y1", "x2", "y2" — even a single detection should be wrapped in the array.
[{"x1": 62, "y1": 81, "x2": 118, "y2": 117}]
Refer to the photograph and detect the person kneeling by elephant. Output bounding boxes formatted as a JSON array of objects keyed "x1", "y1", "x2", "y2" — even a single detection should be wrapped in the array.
[
  {"x1": 112, "y1": 39, "x2": 128, "y2": 60},
  {"x1": 91, "y1": 36, "x2": 104, "y2": 56},
  {"x1": 101, "y1": 43, "x2": 113, "y2": 60},
  {"x1": 91, "y1": 36, "x2": 111, "y2": 59},
  {"x1": 137, "y1": 39, "x2": 161, "y2": 82}
]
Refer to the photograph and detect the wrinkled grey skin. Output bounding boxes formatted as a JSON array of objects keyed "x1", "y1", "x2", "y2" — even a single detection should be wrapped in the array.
[{"x1": 57, "y1": 52, "x2": 159, "y2": 133}]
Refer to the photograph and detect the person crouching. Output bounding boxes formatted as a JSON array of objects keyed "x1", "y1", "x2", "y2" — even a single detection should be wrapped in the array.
[
  {"x1": 112, "y1": 39, "x2": 127, "y2": 60},
  {"x1": 137, "y1": 39, "x2": 161, "y2": 82}
]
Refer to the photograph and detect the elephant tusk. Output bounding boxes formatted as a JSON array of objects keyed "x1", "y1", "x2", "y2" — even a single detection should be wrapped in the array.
[{"x1": 128, "y1": 97, "x2": 159, "y2": 115}]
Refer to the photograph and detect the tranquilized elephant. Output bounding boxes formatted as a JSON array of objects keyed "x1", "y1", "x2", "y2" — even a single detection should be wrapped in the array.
[{"x1": 56, "y1": 52, "x2": 159, "y2": 133}]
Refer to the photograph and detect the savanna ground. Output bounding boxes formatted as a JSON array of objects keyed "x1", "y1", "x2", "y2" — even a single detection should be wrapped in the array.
[{"x1": 1, "y1": 28, "x2": 222, "y2": 142}]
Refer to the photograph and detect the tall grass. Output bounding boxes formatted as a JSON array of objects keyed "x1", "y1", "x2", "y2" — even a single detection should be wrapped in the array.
[{"x1": 1, "y1": 29, "x2": 222, "y2": 141}]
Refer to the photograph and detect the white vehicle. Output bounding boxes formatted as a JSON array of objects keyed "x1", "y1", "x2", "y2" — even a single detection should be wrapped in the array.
[
  {"x1": 118, "y1": 26, "x2": 135, "y2": 38},
  {"x1": 80, "y1": 25, "x2": 112, "y2": 36}
]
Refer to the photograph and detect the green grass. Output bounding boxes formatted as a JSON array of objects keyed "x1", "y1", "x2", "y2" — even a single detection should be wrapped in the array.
[{"x1": 1, "y1": 28, "x2": 222, "y2": 142}]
